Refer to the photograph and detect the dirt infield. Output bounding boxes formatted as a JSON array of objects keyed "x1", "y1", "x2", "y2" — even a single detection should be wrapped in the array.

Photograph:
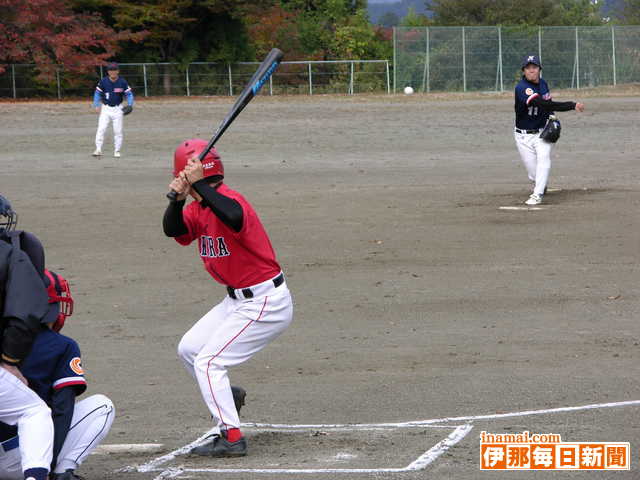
[{"x1": 1, "y1": 92, "x2": 638, "y2": 479}]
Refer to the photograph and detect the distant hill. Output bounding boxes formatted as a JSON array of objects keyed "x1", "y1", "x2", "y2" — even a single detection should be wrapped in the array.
[{"x1": 368, "y1": 0, "x2": 430, "y2": 25}]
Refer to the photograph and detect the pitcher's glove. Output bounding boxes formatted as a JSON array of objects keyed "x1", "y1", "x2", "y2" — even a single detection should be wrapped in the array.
[
  {"x1": 122, "y1": 105, "x2": 133, "y2": 116},
  {"x1": 540, "y1": 115, "x2": 561, "y2": 143},
  {"x1": 231, "y1": 386, "x2": 246, "y2": 414}
]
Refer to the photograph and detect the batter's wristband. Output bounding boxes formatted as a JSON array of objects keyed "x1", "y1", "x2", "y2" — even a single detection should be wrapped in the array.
[{"x1": 1, "y1": 354, "x2": 20, "y2": 366}]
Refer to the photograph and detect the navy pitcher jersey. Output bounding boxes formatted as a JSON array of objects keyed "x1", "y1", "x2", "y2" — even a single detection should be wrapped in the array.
[
  {"x1": 514, "y1": 76, "x2": 552, "y2": 130},
  {"x1": 21, "y1": 328, "x2": 87, "y2": 404},
  {"x1": 95, "y1": 76, "x2": 132, "y2": 107}
]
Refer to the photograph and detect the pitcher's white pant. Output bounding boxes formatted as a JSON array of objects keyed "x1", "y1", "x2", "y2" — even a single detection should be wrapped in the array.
[
  {"x1": 0, "y1": 394, "x2": 114, "y2": 480},
  {"x1": 178, "y1": 276, "x2": 293, "y2": 434},
  {"x1": 95, "y1": 105, "x2": 124, "y2": 152},
  {"x1": 0, "y1": 368, "x2": 53, "y2": 475},
  {"x1": 514, "y1": 129, "x2": 554, "y2": 196}
]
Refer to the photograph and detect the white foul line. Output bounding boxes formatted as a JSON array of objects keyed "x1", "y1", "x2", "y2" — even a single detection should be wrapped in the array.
[{"x1": 148, "y1": 424, "x2": 473, "y2": 476}]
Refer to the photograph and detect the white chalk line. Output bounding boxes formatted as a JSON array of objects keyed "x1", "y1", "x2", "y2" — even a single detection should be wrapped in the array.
[
  {"x1": 241, "y1": 399, "x2": 640, "y2": 430},
  {"x1": 147, "y1": 424, "x2": 472, "y2": 476},
  {"x1": 135, "y1": 399, "x2": 639, "y2": 477}
]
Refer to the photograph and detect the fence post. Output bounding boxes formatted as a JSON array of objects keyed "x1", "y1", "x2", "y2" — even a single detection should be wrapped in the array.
[
  {"x1": 386, "y1": 60, "x2": 390, "y2": 94},
  {"x1": 56, "y1": 68, "x2": 61, "y2": 100},
  {"x1": 349, "y1": 61, "x2": 354, "y2": 95},
  {"x1": 498, "y1": 26, "x2": 503, "y2": 92},
  {"x1": 186, "y1": 64, "x2": 190, "y2": 96},
  {"x1": 11, "y1": 65, "x2": 16, "y2": 99},
  {"x1": 393, "y1": 27, "x2": 397, "y2": 93},
  {"x1": 611, "y1": 26, "x2": 617, "y2": 86},
  {"x1": 422, "y1": 27, "x2": 430, "y2": 93},
  {"x1": 538, "y1": 26, "x2": 542, "y2": 62},
  {"x1": 143, "y1": 64, "x2": 148, "y2": 97},
  {"x1": 575, "y1": 26, "x2": 580, "y2": 89},
  {"x1": 228, "y1": 64, "x2": 233, "y2": 96},
  {"x1": 308, "y1": 63, "x2": 313, "y2": 95},
  {"x1": 269, "y1": 73, "x2": 273, "y2": 96},
  {"x1": 462, "y1": 27, "x2": 466, "y2": 92}
]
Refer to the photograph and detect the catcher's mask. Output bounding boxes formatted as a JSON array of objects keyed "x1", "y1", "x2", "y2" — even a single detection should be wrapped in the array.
[
  {"x1": 43, "y1": 269, "x2": 74, "y2": 332},
  {"x1": 173, "y1": 139, "x2": 224, "y2": 180},
  {"x1": 0, "y1": 195, "x2": 17, "y2": 234}
]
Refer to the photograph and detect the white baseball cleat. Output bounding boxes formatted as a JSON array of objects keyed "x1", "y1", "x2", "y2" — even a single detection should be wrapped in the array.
[
  {"x1": 92, "y1": 149, "x2": 102, "y2": 156},
  {"x1": 114, "y1": 151, "x2": 121, "y2": 158},
  {"x1": 525, "y1": 194, "x2": 542, "y2": 205}
]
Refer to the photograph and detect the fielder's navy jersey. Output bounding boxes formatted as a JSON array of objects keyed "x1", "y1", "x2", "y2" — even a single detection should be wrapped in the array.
[
  {"x1": 94, "y1": 76, "x2": 133, "y2": 107},
  {"x1": 21, "y1": 328, "x2": 87, "y2": 403},
  {"x1": 514, "y1": 76, "x2": 552, "y2": 130}
]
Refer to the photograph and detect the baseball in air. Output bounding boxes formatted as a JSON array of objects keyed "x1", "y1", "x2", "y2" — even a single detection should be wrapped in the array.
[{"x1": 404, "y1": 86, "x2": 414, "y2": 95}]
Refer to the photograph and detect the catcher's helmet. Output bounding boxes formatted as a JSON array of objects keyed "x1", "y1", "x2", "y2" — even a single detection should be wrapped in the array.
[
  {"x1": 173, "y1": 139, "x2": 224, "y2": 179},
  {"x1": 43, "y1": 269, "x2": 74, "y2": 332},
  {"x1": 0, "y1": 195, "x2": 17, "y2": 234},
  {"x1": 522, "y1": 54, "x2": 542, "y2": 70}
]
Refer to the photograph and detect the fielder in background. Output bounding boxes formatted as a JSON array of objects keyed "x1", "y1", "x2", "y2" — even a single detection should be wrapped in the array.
[
  {"x1": 92, "y1": 62, "x2": 134, "y2": 158},
  {"x1": 514, "y1": 54, "x2": 585, "y2": 205},
  {"x1": 0, "y1": 197, "x2": 53, "y2": 480},
  {"x1": 163, "y1": 139, "x2": 293, "y2": 457},
  {"x1": 0, "y1": 269, "x2": 114, "y2": 480}
]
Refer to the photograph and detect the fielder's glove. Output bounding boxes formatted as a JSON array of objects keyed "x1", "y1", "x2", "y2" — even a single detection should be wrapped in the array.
[
  {"x1": 540, "y1": 115, "x2": 561, "y2": 143},
  {"x1": 231, "y1": 385, "x2": 246, "y2": 414},
  {"x1": 122, "y1": 105, "x2": 133, "y2": 116}
]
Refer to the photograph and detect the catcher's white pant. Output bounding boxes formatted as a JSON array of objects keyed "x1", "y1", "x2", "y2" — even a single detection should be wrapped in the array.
[
  {"x1": 95, "y1": 105, "x2": 124, "y2": 152},
  {"x1": 0, "y1": 394, "x2": 114, "y2": 480},
  {"x1": 514, "y1": 129, "x2": 554, "y2": 196},
  {"x1": 0, "y1": 367, "x2": 53, "y2": 474},
  {"x1": 178, "y1": 274, "x2": 293, "y2": 434}
]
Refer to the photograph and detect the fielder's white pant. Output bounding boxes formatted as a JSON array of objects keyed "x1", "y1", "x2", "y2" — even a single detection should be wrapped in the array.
[
  {"x1": 0, "y1": 394, "x2": 114, "y2": 480},
  {"x1": 514, "y1": 129, "x2": 554, "y2": 196},
  {"x1": 0, "y1": 368, "x2": 53, "y2": 475},
  {"x1": 178, "y1": 274, "x2": 293, "y2": 434},
  {"x1": 95, "y1": 105, "x2": 124, "y2": 152}
]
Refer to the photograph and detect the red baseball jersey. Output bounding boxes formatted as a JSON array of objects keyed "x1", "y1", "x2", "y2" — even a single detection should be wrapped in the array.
[{"x1": 175, "y1": 184, "x2": 281, "y2": 288}]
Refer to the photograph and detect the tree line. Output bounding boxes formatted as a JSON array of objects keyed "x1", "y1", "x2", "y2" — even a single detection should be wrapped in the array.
[{"x1": 1, "y1": 0, "x2": 638, "y2": 84}]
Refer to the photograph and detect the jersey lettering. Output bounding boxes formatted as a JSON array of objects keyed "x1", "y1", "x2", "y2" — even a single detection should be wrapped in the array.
[{"x1": 200, "y1": 235, "x2": 231, "y2": 258}]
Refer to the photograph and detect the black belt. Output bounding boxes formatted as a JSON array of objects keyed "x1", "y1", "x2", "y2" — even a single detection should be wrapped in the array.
[
  {"x1": 0, "y1": 436, "x2": 18, "y2": 452},
  {"x1": 515, "y1": 128, "x2": 541, "y2": 134},
  {"x1": 226, "y1": 273, "x2": 284, "y2": 300}
]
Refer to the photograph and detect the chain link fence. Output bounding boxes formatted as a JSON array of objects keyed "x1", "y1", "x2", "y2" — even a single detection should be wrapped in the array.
[
  {"x1": 0, "y1": 60, "x2": 390, "y2": 99},
  {"x1": 394, "y1": 25, "x2": 640, "y2": 93}
]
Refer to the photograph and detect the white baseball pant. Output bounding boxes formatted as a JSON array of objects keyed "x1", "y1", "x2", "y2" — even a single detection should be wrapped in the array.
[
  {"x1": 0, "y1": 368, "x2": 53, "y2": 475},
  {"x1": 0, "y1": 394, "x2": 114, "y2": 480},
  {"x1": 95, "y1": 105, "x2": 124, "y2": 152},
  {"x1": 178, "y1": 274, "x2": 293, "y2": 434},
  {"x1": 514, "y1": 129, "x2": 554, "y2": 196}
]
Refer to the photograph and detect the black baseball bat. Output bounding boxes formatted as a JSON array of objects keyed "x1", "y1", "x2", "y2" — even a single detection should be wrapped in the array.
[{"x1": 167, "y1": 48, "x2": 284, "y2": 200}]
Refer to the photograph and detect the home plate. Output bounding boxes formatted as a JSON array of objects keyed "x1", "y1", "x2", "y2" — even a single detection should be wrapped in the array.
[
  {"x1": 92, "y1": 443, "x2": 164, "y2": 455},
  {"x1": 498, "y1": 206, "x2": 545, "y2": 211}
]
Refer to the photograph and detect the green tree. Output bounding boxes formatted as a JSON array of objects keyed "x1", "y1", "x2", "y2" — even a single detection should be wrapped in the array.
[
  {"x1": 400, "y1": 6, "x2": 430, "y2": 26},
  {"x1": 378, "y1": 11, "x2": 400, "y2": 27}
]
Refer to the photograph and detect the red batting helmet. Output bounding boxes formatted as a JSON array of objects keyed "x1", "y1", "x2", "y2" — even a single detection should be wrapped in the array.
[
  {"x1": 173, "y1": 139, "x2": 224, "y2": 179},
  {"x1": 43, "y1": 269, "x2": 74, "y2": 333}
]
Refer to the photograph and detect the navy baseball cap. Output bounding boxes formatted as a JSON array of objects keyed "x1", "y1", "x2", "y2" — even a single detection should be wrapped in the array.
[
  {"x1": 521, "y1": 55, "x2": 542, "y2": 70},
  {"x1": 106, "y1": 62, "x2": 119, "y2": 71}
]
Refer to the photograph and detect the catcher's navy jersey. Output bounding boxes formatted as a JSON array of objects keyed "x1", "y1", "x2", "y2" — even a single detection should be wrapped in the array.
[
  {"x1": 21, "y1": 328, "x2": 87, "y2": 404},
  {"x1": 94, "y1": 76, "x2": 133, "y2": 107},
  {"x1": 514, "y1": 76, "x2": 551, "y2": 130}
]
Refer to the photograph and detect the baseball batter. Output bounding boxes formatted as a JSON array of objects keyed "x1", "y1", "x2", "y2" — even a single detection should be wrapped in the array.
[
  {"x1": 92, "y1": 62, "x2": 134, "y2": 158},
  {"x1": 514, "y1": 54, "x2": 585, "y2": 205},
  {"x1": 0, "y1": 269, "x2": 114, "y2": 480},
  {"x1": 0, "y1": 197, "x2": 53, "y2": 480},
  {"x1": 163, "y1": 139, "x2": 293, "y2": 457}
]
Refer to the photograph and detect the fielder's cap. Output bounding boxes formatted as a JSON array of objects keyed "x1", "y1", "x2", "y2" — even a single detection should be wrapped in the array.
[
  {"x1": 521, "y1": 55, "x2": 542, "y2": 70},
  {"x1": 106, "y1": 62, "x2": 119, "y2": 71}
]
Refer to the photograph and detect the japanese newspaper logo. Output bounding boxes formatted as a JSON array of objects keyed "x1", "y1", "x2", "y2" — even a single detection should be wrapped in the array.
[{"x1": 480, "y1": 431, "x2": 629, "y2": 470}]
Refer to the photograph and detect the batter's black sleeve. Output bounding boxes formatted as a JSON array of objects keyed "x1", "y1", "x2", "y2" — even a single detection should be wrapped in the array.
[
  {"x1": 530, "y1": 97, "x2": 576, "y2": 112},
  {"x1": 50, "y1": 387, "x2": 75, "y2": 469},
  {"x1": 163, "y1": 199, "x2": 189, "y2": 237},
  {"x1": 192, "y1": 180, "x2": 243, "y2": 233},
  {"x1": 0, "y1": 243, "x2": 48, "y2": 364}
]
